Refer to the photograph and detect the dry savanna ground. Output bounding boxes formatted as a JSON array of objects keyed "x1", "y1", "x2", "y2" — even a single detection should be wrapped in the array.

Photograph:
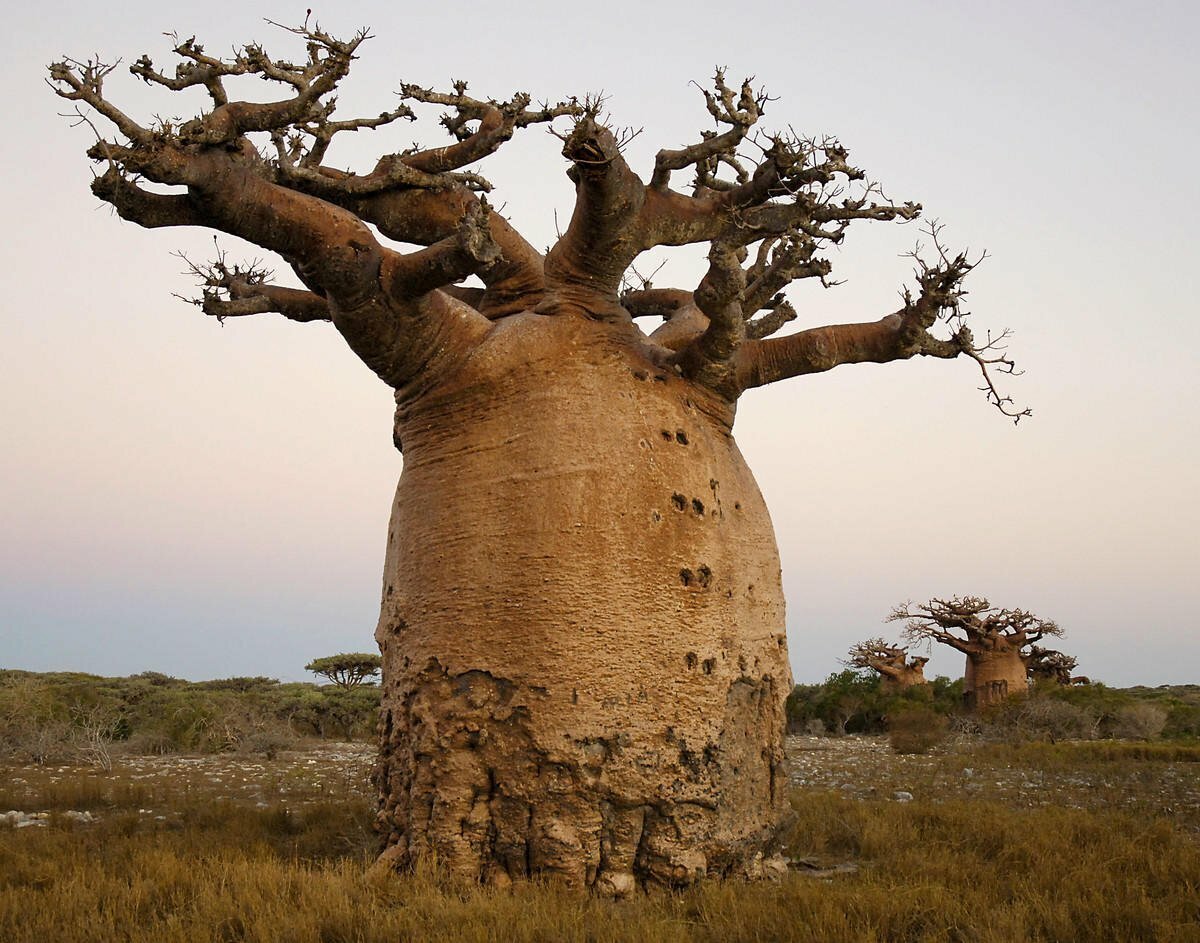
[{"x1": 2, "y1": 736, "x2": 1199, "y2": 942}]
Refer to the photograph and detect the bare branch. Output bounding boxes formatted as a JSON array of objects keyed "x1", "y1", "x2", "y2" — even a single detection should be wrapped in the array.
[
  {"x1": 398, "y1": 82, "x2": 582, "y2": 174},
  {"x1": 294, "y1": 105, "x2": 417, "y2": 168},
  {"x1": 274, "y1": 137, "x2": 491, "y2": 194},
  {"x1": 380, "y1": 200, "x2": 502, "y2": 301},
  {"x1": 49, "y1": 57, "x2": 150, "y2": 144},
  {"x1": 166, "y1": 23, "x2": 370, "y2": 146},
  {"x1": 899, "y1": 223, "x2": 1030, "y2": 421},
  {"x1": 890, "y1": 595, "x2": 1061, "y2": 657},
  {"x1": 745, "y1": 296, "x2": 797, "y2": 341},
  {"x1": 622, "y1": 288, "x2": 710, "y2": 352},
  {"x1": 91, "y1": 167, "x2": 204, "y2": 228},
  {"x1": 175, "y1": 249, "x2": 331, "y2": 323},
  {"x1": 651, "y1": 70, "x2": 764, "y2": 190}
]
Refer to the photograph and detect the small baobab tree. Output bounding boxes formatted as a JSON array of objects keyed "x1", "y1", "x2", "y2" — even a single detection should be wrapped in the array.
[
  {"x1": 51, "y1": 21, "x2": 1025, "y2": 891},
  {"x1": 1024, "y1": 646, "x2": 1087, "y2": 686},
  {"x1": 844, "y1": 639, "x2": 929, "y2": 692},
  {"x1": 891, "y1": 596, "x2": 1061, "y2": 709}
]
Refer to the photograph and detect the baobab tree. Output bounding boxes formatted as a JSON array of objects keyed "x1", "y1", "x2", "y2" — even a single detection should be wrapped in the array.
[
  {"x1": 891, "y1": 596, "x2": 1060, "y2": 709},
  {"x1": 1025, "y1": 646, "x2": 1088, "y2": 686},
  {"x1": 51, "y1": 22, "x2": 1025, "y2": 892},
  {"x1": 845, "y1": 639, "x2": 929, "y2": 692}
]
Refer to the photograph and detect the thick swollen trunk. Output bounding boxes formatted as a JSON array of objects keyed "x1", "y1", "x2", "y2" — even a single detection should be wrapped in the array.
[
  {"x1": 963, "y1": 650, "x2": 1027, "y2": 709},
  {"x1": 373, "y1": 313, "x2": 791, "y2": 892},
  {"x1": 879, "y1": 666, "x2": 927, "y2": 694}
]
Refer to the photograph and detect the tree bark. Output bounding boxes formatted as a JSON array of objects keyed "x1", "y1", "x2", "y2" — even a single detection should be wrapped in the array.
[
  {"x1": 878, "y1": 663, "x2": 927, "y2": 694},
  {"x1": 963, "y1": 650, "x2": 1027, "y2": 709},
  {"x1": 373, "y1": 314, "x2": 791, "y2": 892}
]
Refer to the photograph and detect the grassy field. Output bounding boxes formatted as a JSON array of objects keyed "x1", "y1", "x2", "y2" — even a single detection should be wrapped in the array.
[{"x1": 2, "y1": 737, "x2": 1199, "y2": 942}]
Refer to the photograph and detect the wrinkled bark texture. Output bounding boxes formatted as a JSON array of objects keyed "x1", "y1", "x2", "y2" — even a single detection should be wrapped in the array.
[
  {"x1": 373, "y1": 315, "x2": 791, "y2": 890},
  {"x1": 880, "y1": 663, "x2": 928, "y2": 693},
  {"x1": 962, "y1": 650, "x2": 1028, "y2": 709}
]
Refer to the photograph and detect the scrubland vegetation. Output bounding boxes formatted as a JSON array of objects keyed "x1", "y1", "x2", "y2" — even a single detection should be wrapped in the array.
[
  {"x1": 786, "y1": 670, "x2": 1200, "y2": 744},
  {"x1": 0, "y1": 669, "x2": 379, "y2": 766},
  {"x1": 2, "y1": 670, "x2": 1199, "y2": 941}
]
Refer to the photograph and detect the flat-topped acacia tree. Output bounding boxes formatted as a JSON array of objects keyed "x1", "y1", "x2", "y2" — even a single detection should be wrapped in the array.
[
  {"x1": 845, "y1": 639, "x2": 930, "y2": 692},
  {"x1": 51, "y1": 22, "x2": 1024, "y2": 892},
  {"x1": 892, "y1": 597, "x2": 1059, "y2": 709},
  {"x1": 305, "y1": 652, "x2": 383, "y2": 689}
]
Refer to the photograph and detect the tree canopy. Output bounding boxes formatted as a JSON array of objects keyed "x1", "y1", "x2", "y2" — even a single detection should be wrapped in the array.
[
  {"x1": 304, "y1": 653, "x2": 381, "y2": 688},
  {"x1": 47, "y1": 19, "x2": 1027, "y2": 419},
  {"x1": 891, "y1": 596, "x2": 1063, "y2": 656}
]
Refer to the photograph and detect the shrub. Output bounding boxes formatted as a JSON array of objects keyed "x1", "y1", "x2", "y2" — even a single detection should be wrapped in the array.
[
  {"x1": 887, "y1": 706, "x2": 948, "y2": 754},
  {"x1": 1110, "y1": 703, "x2": 1168, "y2": 741},
  {"x1": 237, "y1": 728, "x2": 297, "y2": 759},
  {"x1": 974, "y1": 692, "x2": 1091, "y2": 743},
  {"x1": 1163, "y1": 702, "x2": 1200, "y2": 739}
]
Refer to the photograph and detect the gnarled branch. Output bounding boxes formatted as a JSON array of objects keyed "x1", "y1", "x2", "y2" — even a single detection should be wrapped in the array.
[
  {"x1": 891, "y1": 595, "x2": 1062, "y2": 657},
  {"x1": 176, "y1": 252, "x2": 331, "y2": 323}
]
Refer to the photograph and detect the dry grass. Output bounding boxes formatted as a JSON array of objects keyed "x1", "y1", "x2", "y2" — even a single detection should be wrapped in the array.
[{"x1": 2, "y1": 741, "x2": 1199, "y2": 942}]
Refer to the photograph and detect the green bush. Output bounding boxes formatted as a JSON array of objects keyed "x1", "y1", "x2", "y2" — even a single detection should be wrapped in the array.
[
  {"x1": 0, "y1": 670, "x2": 381, "y2": 762},
  {"x1": 786, "y1": 672, "x2": 963, "y2": 736}
]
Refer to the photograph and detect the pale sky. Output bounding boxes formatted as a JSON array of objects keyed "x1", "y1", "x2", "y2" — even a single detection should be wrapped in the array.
[{"x1": 2, "y1": 0, "x2": 1197, "y2": 686}]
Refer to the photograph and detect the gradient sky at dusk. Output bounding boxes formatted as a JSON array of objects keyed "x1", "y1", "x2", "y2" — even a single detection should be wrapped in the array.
[{"x1": 3, "y1": 0, "x2": 1197, "y2": 686}]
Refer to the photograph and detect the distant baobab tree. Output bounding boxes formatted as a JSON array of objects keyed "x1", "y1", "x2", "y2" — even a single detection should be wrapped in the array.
[
  {"x1": 1024, "y1": 645, "x2": 1088, "y2": 686},
  {"x1": 845, "y1": 639, "x2": 930, "y2": 692},
  {"x1": 51, "y1": 20, "x2": 1025, "y2": 892},
  {"x1": 891, "y1": 596, "x2": 1060, "y2": 709}
]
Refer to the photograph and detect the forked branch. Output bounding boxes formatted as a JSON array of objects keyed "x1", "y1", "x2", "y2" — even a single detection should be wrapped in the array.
[{"x1": 176, "y1": 250, "x2": 331, "y2": 323}]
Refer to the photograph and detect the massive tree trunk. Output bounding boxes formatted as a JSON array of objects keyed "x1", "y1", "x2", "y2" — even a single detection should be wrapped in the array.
[
  {"x1": 963, "y1": 650, "x2": 1028, "y2": 709},
  {"x1": 373, "y1": 313, "x2": 790, "y2": 891}
]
